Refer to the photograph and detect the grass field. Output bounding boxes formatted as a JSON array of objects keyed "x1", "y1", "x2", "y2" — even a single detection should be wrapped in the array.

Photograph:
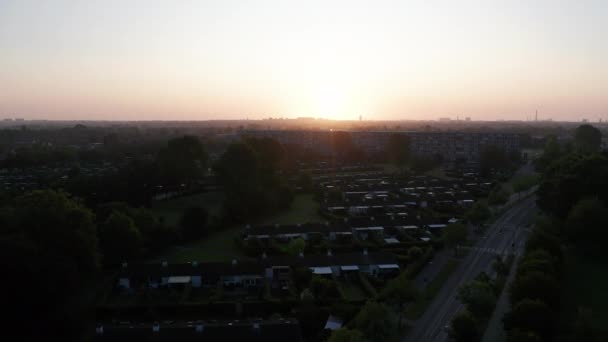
[
  {"x1": 154, "y1": 225, "x2": 245, "y2": 263},
  {"x1": 155, "y1": 193, "x2": 323, "y2": 263},
  {"x1": 152, "y1": 191, "x2": 224, "y2": 226},
  {"x1": 424, "y1": 167, "x2": 454, "y2": 180},
  {"x1": 560, "y1": 250, "x2": 608, "y2": 331},
  {"x1": 261, "y1": 193, "x2": 324, "y2": 225}
]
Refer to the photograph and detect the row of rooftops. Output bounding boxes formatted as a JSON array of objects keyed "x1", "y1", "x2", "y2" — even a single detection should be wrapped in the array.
[
  {"x1": 119, "y1": 251, "x2": 398, "y2": 278},
  {"x1": 244, "y1": 215, "x2": 457, "y2": 235},
  {"x1": 94, "y1": 319, "x2": 301, "y2": 342},
  {"x1": 323, "y1": 196, "x2": 475, "y2": 209}
]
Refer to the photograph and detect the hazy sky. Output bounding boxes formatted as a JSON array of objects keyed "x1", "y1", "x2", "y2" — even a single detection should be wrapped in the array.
[{"x1": 1, "y1": 0, "x2": 607, "y2": 121}]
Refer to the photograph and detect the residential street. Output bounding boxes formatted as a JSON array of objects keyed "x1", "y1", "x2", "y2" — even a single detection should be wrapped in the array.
[{"x1": 403, "y1": 196, "x2": 537, "y2": 342}]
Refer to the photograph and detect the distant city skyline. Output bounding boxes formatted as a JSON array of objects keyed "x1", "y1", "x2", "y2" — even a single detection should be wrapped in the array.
[{"x1": 1, "y1": 0, "x2": 607, "y2": 121}]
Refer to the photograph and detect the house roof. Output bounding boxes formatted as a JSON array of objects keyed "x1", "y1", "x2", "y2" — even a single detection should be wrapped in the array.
[
  {"x1": 261, "y1": 251, "x2": 398, "y2": 269},
  {"x1": 247, "y1": 223, "x2": 351, "y2": 236},
  {"x1": 119, "y1": 261, "x2": 265, "y2": 279},
  {"x1": 94, "y1": 319, "x2": 302, "y2": 342}
]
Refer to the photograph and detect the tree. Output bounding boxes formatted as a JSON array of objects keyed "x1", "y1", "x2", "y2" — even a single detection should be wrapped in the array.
[
  {"x1": 386, "y1": 133, "x2": 411, "y2": 169},
  {"x1": 565, "y1": 197, "x2": 608, "y2": 254},
  {"x1": 141, "y1": 221, "x2": 179, "y2": 254},
  {"x1": 3, "y1": 190, "x2": 99, "y2": 340},
  {"x1": 458, "y1": 280, "x2": 497, "y2": 319},
  {"x1": 14, "y1": 190, "x2": 99, "y2": 274},
  {"x1": 480, "y1": 145, "x2": 511, "y2": 176},
  {"x1": 246, "y1": 137, "x2": 285, "y2": 170},
  {"x1": 535, "y1": 135, "x2": 564, "y2": 172},
  {"x1": 353, "y1": 301, "x2": 394, "y2": 342},
  {"x1": 328, "y1": 328, "x2": 365, "y2": 342},
  {"x1": 574, "y1": 124, "x2": 602, "y2": 153},
  {"x1": 488, "y1": 185, "x2": 511, "y2": 205},
  {"x1": 215, "y1": 140, "x2": 294, "y2": 222},
  {"x1": 292, "y1": 266, "x2": 313, "y2": 289},
  {"x1": 300, "y1": 288, "x2": 314, "y2": 302},
  {"x1": 297, "y1": 172, "x2": 314, "y2": 192},
  {"x1": 524, "y1": 228, "x2": 562, "y2": 264},
  {"x1": 179, "y1": 206, "x2": 209, "y2": 241},
  {"x1": 407, "y1": 246, "x2": 423, "y2": 260},
  {"x1": 517, "y1": 249, "x2": 558, "y2": 278},
  {"x1": 504, "y1": 299, "x2": 555, "y2": 341},
  {"x1": 443, "y1": 223, "x2": 468, "y2": 255},
  {"x1": 512, "y1": 175, "x2": 538, "y2": 199},
  {"x1": 410, "y1": 155, "x2": 439, "y2": 173},
  {"x1": 157, "y1": 135, "x2": 208, "y2": 186},
  {"x1": 95, "y1": 201, "x2": 132, "y2": 222},
  {"x1": 378, "y1": 275, "x2": 418, "y2": 328},
  {"x1": 509, "y1": 271, "x2": 560, "y2": 309},
  {"x1": 98, "y1": 211, "x2": 142, "y2": 265},
  {"x1": 492, "y1": 255, "x2": 509, "y2": 277},
  {"x1": 449, "y1": 310, "x2": 479, "y2": 342},
  {"x1": 536, "y1": 153, "x2": 608, "y2": 218},
  {"x1": 506, "y1": 329, "x2": 543, "y2": 342},
  {"x1": 285, "y1": 237, "x2": 306, "y2": 256},
  {"x1": 465, "y1": 201, "x2": 491, "y2": 226},
  {"x1": 310, "y1": 276, "x2": 338, "y2": 299}
]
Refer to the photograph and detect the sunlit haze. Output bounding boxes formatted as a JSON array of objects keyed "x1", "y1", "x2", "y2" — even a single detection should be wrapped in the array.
[{"x1": 1, "y1": 0, "x2": 607, "y2": 121}]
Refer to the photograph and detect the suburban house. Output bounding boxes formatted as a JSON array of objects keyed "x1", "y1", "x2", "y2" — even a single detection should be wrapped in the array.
[
  {"x1": 244, "y1": 222, "x2": 352, "y2": 242},
  {"x1": 117, "y1": 260, "x2": 265, "y2": 291},
  {"x1": 118, "y1": 249, "x2": 400, "y2": 293},
  {"x1": 94, "y1": 318, "x2": 302, "y2": 342},
  {"x1": 261, "y1": 249, "x2": 400, "y2": 279}
]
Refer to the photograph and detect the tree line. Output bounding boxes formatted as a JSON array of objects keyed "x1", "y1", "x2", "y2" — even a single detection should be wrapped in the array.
[{"x1": 501, "y1": 123, "x2": 606, "y2": 342}]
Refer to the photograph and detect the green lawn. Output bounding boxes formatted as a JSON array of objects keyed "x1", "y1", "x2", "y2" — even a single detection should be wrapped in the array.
[
  {"x1": 261, "y1": 193, "x2": 324, "y2": 225},
  {"x1": 560, "y1": 250, "x2": 608, "y2": 331},
  {"x1": 154, "y1": 193, "x2": 323, "y2": 263},
  {"x1": 152, "y1": 191, "x2": 224, "y2": 226},
  {"x1": 424, "y1": 167, "x2": 454, "y2": 180},
  {"x1": 153, "y1": 224, "x2": 245, "y2": 263}
]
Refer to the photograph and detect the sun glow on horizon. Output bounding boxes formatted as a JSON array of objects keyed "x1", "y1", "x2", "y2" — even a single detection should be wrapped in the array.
[{"x1": 0, "y1": 0, "x2": 607, "y2": 121}]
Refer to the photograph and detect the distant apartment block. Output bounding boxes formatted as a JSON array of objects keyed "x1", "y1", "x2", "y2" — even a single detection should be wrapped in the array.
[{"x1": 243, "y1": 130, "x2": 520, "y2": 162}]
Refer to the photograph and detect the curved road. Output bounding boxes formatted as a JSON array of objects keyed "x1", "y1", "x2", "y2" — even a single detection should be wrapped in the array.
[{"x1": 404, "y1": 196, "x2": 537, "y2": 342}]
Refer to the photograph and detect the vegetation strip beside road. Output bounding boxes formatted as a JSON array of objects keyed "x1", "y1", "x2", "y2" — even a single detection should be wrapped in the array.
[{"x1": 405, "y1": 258, "x2": 460, "y2": 319}]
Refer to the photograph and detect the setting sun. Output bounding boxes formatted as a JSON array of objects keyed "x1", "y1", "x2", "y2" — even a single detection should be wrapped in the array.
[{"x1": 315, "y1": 87, "x2": 348, "y2": 119}]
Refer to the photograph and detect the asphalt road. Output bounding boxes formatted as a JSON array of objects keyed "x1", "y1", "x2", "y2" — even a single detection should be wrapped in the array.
[{"x1": 403, "y1": 196, "x2": 537, "y2": 342}]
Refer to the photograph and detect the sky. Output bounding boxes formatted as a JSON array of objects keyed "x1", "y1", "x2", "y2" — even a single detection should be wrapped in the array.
[{"x1": 0, "y1": 0, "x2": 607, "y2": 121}]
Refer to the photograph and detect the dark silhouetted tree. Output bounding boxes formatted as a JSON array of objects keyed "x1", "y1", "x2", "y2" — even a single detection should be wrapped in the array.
[
  {"x1": 449, "y1": 310, "x2": 479, "y2": 342},
  {"x1": 328, "y1": 328, "x2": 365, "y2": 342},
  {"x1": 574, "y1": 124, "x2": 602, "y2": 153},
  {"x1": 99, "y1": 210, "x2": 142, "y2": 265},
  {"x1": 179, "y1": 206, "x2": 209, "y2": 241},
  {"x1": 353, "y1": 301, "x2": 394, "y2": 342}
]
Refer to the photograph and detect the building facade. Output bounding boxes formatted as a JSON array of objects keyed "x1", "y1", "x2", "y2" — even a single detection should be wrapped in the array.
[{"x1": 243, "y1": 130, "x2": 520, "y2": 162}]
